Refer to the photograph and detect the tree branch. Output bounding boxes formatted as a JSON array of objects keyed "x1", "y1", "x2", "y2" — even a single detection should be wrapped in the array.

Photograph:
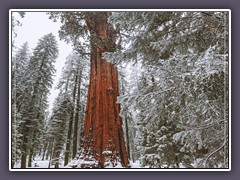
[
  {"x1": 181, "y1": 119, "x2": 226, "y2": 131},
  {"x1": 202, "y1": 139, "x2": 228, "y2": 168},
  {"x1": 116, "y1": 32, "x2": 122, "y2": 49}
]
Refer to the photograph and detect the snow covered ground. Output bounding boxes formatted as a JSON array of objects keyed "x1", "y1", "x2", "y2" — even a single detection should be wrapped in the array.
[
  {"x1": 13, "y1": 156, "x2": 65, "y2": 168},
  {"x1": 13, "y1": 157, "x2": 141, "y2": 169},
  {"x1": 130, "y1": 161, "x2": 141, "y2": 168}
]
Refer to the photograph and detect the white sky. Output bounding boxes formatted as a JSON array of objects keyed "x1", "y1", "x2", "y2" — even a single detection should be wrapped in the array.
[{"x1": 14, "y1": 12, "x2": 73, "y2": 112}]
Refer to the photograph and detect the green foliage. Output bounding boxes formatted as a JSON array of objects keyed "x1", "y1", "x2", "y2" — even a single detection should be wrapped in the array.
[
  {"x1": 12, "y1": 11, "x2": 229, "y2": 168},
  {"x1": 12, "y1": 33, "x2": 59, "y2": 167},
  {"x1": 48, "y1": 12, "x2": 90, "y2": 54},
  {"x1": 115, "y1": 11, "x2": 229, "y2": 168},
  {"x1": 48, "y1": 95, "x2": 72, "y2": 167},
  {"x1": 105, "y1": 12, "x2": 228, "y2": 66}
]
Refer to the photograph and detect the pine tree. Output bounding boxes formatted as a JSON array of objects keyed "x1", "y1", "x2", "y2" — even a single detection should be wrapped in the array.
[
  {"x1": 118, "y1": 65, "x2": 139, "y2": 163},
  {"x1": 56, "y1": 52, "x2": 89, "y2": 166},
  {"x1": 11, "y1": 42, "x2": 30, "y2": 168},
  {"x1": 18, "y1": 33, "x2": 58, "y2": 168},
  {"x1": 108, "y1": 11, "x2": 229, "y2": 168},
  {"x1": 48, "y1": 94, "x2": 72, "y2": 168}
]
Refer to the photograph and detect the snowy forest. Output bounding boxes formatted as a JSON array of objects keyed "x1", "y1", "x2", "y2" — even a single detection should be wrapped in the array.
[{"x1": 11, "y1": 11, "x2": 229, "y2": 169}]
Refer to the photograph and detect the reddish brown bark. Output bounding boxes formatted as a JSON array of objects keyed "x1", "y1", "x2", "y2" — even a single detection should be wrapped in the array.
[{"x1": 79, "y1": 12, "x2": 129, "y2": 168}]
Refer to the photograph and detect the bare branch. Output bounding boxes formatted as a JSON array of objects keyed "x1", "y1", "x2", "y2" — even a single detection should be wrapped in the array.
[{"x1": 202, "y1": 139, "x2": 228, "y2": 168}]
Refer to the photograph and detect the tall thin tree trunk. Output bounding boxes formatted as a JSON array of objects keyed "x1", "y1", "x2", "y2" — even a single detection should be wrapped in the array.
[
  {"x1": 120, "y1": 73, "x2": 131, "y2": 160},
  {"x1": 27, "y1": 123, "x2": 38, "y2": 168},
  {"x1": 42, "y1": 141, "x2": 48, "y2": 160},
  {"x1": 124, "y1": 110, "x2": 131, "y2": 160},
  {"x1": 11, "y1": 159, "x2": 15, "y2": 169},
  {"x1": 27, "y1": 133, "x2": 36, "y2": 167},
  {"x1": 45, "y1": 142, "x2": 51, "y2": 160},
  {"x1": 28, "y1": 147, "x2": 34, "y2": 167},
  {"x1": 20, "y1": 115, "x2": 32, "y2": 168},
  {"x1": 38, "y1": 147, "x2": 42, "y2": 157},
  {"x1": 79, "y1": 12, "x2": 129, "y2": 168},
  {"x1": 64, "y1": 73, "x2": 78, "y2": 166},
  {"x1": 20, "y1": 135, "x2": 28, "y2": 168},
  {"x1": 11, "y1": 106, "x2": 17, "y2": 168},
  {"x1": 72, "y1": 70, "x2": 82, "y2": 159},
  {"x1": 48, "y1": 141, "x2": 54, "y2": 168},
  {"x1": 54, "y1": 151, "x2": 60, "y2": 168}
]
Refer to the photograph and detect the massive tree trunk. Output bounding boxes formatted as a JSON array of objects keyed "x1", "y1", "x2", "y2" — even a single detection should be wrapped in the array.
[{"x1": 77, "y1": 12, "x2": 129, "y2": 168}]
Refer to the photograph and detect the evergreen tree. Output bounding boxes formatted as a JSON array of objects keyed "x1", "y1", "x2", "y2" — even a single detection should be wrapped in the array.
[
  {"x1": 110, "y1": 11, "x2": 229, "y2": 168},
  {"x1": 18, "y1": 33, "x2": 58, "y2": 168},
  {"x1": 48, "y1": 94, "x2": 72, "y2": 168},
  {"x1": 55, "y1": 51, "x2": 89, "y2": 166},
  {"x1": 11, "y1": 42, "x2": 30, "y2": 168}
]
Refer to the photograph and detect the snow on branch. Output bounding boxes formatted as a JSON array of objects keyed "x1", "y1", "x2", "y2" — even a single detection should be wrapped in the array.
[{"x1": 180, "y1": 119, "x2": 227, "y2": 131}]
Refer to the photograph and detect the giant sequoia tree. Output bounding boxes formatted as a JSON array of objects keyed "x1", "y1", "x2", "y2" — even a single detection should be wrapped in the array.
[
  {"x1": 50, "y1": 12, "x2": 129, "y2": 168},
  {"x1": 11, "y1": 11, "x2": 229, "y2": 169}
]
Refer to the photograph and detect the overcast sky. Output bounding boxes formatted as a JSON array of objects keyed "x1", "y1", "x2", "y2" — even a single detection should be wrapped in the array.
[{"x1": 13, "y1": 12, "x2": 73, "y2": 112}]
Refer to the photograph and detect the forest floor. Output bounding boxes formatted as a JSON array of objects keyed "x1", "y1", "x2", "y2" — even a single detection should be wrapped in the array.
[{"x1": 13, "y1": 157, "x2": 141, "y2": 168}]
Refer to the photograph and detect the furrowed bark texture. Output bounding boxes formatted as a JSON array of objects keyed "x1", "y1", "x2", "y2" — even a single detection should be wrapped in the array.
[{"x1": 79, "y1": 12, "x2": 128, "y2": 168}]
